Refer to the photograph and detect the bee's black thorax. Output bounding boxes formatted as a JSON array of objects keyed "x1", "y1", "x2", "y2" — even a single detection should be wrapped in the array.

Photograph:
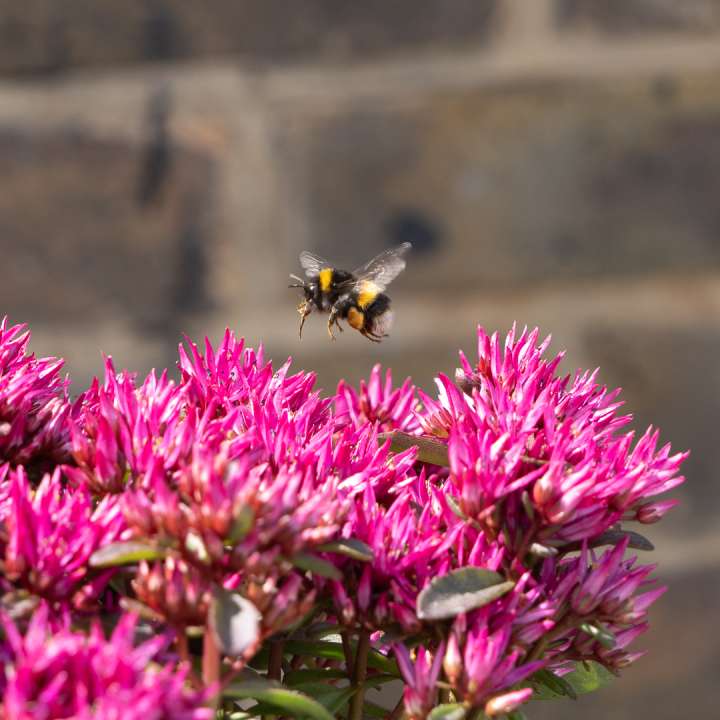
[{"x1": 310, "y1": 268, "x2": 354, "y2": 311}]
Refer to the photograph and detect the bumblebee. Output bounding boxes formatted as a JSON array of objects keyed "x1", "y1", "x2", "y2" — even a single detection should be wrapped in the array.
[{"x1": 289, "y1": 242, "x2": 411, "y2": 342}]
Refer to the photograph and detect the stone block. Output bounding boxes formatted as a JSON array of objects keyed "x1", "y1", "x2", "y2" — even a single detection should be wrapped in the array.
[
  {"x1": 0, "y1": 1, "x2": 499, "y2": 75},
  {"x1": 556, "y1": 0, "x2": 720, "y2": 34},
  {"x1": 0, "y1": 125, "x2": 215, "y2": 336}
]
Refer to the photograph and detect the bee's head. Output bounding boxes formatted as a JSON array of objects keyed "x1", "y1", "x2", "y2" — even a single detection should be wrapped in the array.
[{"x1": 289, "y1": 274, "x2": 315, "y2": 301}]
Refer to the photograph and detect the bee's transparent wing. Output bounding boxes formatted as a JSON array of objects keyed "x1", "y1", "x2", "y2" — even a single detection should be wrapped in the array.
[
  {"x1": 299, "y1": 250, "x2": 333, "y2": 279},
  {"x1": 347, "y1": 242, "x2": 411, "y2": 292}
]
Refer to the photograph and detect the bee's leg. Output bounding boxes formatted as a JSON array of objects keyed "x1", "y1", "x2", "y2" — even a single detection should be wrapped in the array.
[
  {"x1": 327, "y1": 308, "x2": 337, "y2": 341},
  {"x1": 327, "y1": 302, "x2": 347, "y2": 340},
  {"x1": 361, "y1": 330, "x2": 383, "y2": 343},
  {"x1": 297, "y1": 301, "x2": 311, "y2": 339}
]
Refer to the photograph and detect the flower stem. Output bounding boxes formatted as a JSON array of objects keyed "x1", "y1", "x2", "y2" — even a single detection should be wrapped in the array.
[
  {"x1": 176, "y1": 627, "x2": 202, "y2": 689},
  {"x1": 202, "y1": 629, "x2": 221, "y2": 709},
  {"x1": 341, "y1": 631, "x2": 355, "y2": 676},
  {"x1": 386, "y1": 697, "x2": 404, "y2": 720},
  {"x1": 267, "y1": 638, "x2": 284, "y2": 681},
  {"x1": 348, "y1": 630, "x2": 371, "y2": 720},
  {"x1": 176, "y1": 626, "x2": 190, "y2": 662}
]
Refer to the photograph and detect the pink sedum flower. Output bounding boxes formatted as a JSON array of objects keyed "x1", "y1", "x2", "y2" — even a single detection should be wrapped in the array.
[
  {"x1": 428, "y1": 325, "x2": 685, "y2": 550},
  {"x1": 0, "y1": 319, "x2": 683, "y2": 717},
  {"x1": 1, "y1": 605, "x2": 211, "y2": 719},
  {"x1": 0, "y1": 318, "x2": 72, "y2": 475},
  {"x1": 335, "y1": 364, "x2": 421, "y2": 434},
  {"x1": 2, "y1": 467, "x2": 126, "y2": 608},
  {"x1": 394, "y1": 643, "x2": 446, "y2": 720},
  {"x1": 67, "y1": 358, "x2": 192, "y2": 495}
]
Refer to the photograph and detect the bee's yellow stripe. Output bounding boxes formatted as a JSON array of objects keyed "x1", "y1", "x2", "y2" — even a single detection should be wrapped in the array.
[
  {"x1": 318, "y1": 268, "x2": 333, "y2": 292},
  {"x1": 357, "y1": 281, "x2": 379, "y2": 309}
]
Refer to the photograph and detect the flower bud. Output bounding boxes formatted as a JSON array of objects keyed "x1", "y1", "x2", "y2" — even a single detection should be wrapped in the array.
[
  {"x1": 636, "y1": 499, "x2": 678, "y2": 524},
  {"x1": 443, "y1": 633, "x2": 463, "y2": 685},
  {"x1": 485, "y1": 688, "x2": 533, "y2": 716},
  {"x1": 358, "y1": 565, "x2": 372, "y2": 613},
  {"x1": 533, "y1": 471, "x2": 555, "y2": 506}
]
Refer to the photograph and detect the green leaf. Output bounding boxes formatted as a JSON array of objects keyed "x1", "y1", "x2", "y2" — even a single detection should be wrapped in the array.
[
  {"x1": 283, "y1": 640, "x2": 399, "y2": 676},
  {"x1": 530, "y1": 662, "x2": 615, "y2": 700},
  {"x1": 306, "y1": 622, "x2": 344, "y2": 639},
  {"x1": 579, "y1": 623, "x2": 616, "y2": 649},
  {"x1": 363, "y1": 674, "x2": 400, "y2": 689},
  {"x1": 317, "y1": 538, "x2": 374, "y2": 562},
  {"x1": 378, "y1": 431, "x2": 450, "y2": 467},
  {"x1": 290, "y1": 553, "x2": 342, "y2": 580},
  {"x1": 417, "y1": 568, "x2": 515, "y2": 620},
  {"x1": 564, "y1": 661, "x2": 616, "y2": 695},
  {"x1": 89, "y1": 541, "x2": 165, "y2": 568},
  {"x1": 507, "y1": 712, "x2": 528, "y2": 720},
  {"x1": 118, "y1": 597, "x2": 164, "y2": 622},
  {"x1": 185, "y1": 531, "x2": 211, "y2": 565},
  {"x1": 283, "y1": 668, "x2": 347, "y2": 686},
  {"x1": 224, "y1": 679, "x2": 334, "y2": 720},
  {"x1": 288, "y1": 683, "x2": 357, "y2": 714},
  {"x1": 226, "y1": 506, "x2": 255, "y2": 545},
  {"x1": 556, "y1": 529, "x2": 655, "y2": 553},
  {"x1": 592, "y1": 529, "x2": 654, "y2": 552},
  {"x1": 363, "y1": 700, "x2": 391, "y2": 719},
  {"x1": 530, "y1": 668, "x2": 578, "y2": 700},
  {"x1": 528, "y1": 542, "x2": 558, "y2": 558},
  {"x1": 429, "y1": 703, "x2": 467, "y2": 720},
  {"x1": 209, "y1": 588, "x2": 261, "y2": 657}
]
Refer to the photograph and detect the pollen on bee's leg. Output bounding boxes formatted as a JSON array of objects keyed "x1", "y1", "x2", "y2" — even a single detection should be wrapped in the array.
[
  {"x1": 347, "y1": 307, "x2": 365, "y2": 330},
  {"x1": 297, "y1": 301, "x2": 311, "y2": 338}
]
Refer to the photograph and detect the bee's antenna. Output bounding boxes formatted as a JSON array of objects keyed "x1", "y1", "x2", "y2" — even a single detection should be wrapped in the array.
[{"x1": 288, "y1": 274, "x2": 306, "y2": 289}]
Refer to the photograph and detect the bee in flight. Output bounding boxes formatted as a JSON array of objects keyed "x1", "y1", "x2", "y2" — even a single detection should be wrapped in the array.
[{"x1": 289, "y1": 242, "x2": 411, "y2": 342}]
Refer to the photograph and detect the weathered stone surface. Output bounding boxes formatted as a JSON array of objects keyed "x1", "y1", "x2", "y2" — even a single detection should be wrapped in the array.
[
  {"x1": 0, "y1": 126, "x2": 215, "y2": 336},
  {"x1": 0, "y1": 1, "x2": 499, "y2": 75},
  {"x1": 556, "y1": 0, "x2": 720, "y2": 34},
  {"x1": 274, "y1": 73, "x2": 720, "y2": 291}
]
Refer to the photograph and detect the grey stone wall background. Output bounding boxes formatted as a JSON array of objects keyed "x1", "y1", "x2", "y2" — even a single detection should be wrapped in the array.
[{"x1": 0, "y1": 2, "x2": 718, "y2": 717}]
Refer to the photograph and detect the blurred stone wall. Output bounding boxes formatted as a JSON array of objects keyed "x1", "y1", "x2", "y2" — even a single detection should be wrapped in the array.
[{"x1": 0, "y1": 2, "x2": 718, "y2": 717}]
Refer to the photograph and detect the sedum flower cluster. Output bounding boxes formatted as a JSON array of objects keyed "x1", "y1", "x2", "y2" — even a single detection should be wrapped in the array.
[{"x1": 0, "y1": 317, "x2": 685, "y2": 719}]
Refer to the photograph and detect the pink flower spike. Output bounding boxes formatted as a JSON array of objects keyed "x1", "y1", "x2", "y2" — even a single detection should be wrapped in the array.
[{"x1": 635, "y1": 499, "x2": 679, "y2": 524}]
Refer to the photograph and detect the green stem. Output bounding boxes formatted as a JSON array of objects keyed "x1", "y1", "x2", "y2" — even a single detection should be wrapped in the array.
[{"x1": 348, "y1": 630, "x2": 371, "y2": 720}]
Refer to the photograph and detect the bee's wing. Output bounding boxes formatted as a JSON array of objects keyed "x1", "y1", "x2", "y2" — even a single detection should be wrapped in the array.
[
  {"x1": 346, "y1": 242, "x2": 411, "y2": 292},
  {"x1": 299, "y1": 250, "x2": 333, "y2": 279}
]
